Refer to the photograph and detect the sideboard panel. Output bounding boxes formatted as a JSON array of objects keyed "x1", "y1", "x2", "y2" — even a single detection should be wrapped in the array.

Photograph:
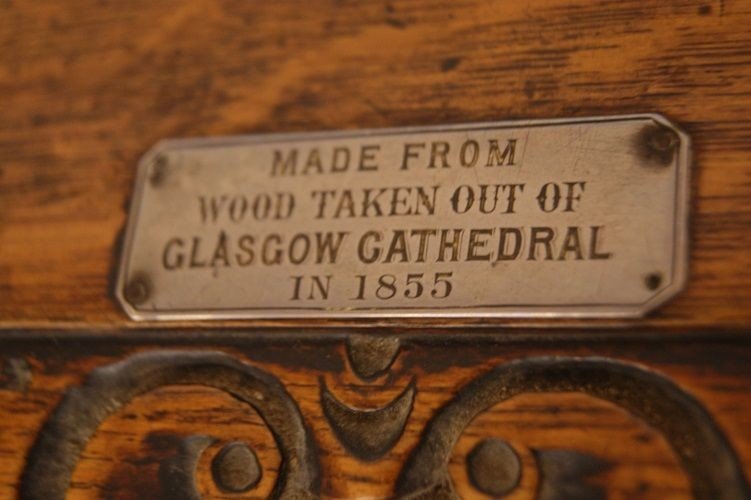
[{"x1": 1, "y1": 333, "x2": 749, "y2": 499}]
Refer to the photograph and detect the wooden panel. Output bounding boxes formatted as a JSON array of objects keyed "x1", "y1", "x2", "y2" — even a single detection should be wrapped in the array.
[
  {"x1": 1, "y1": 0, "x2": 751, "y2": 329},
  {"x1": 1, "y1": 334, "x2": 750, "y2": 499},
  {"x1": 2, "y1": 0, "x2": 751, "y2": 499}
]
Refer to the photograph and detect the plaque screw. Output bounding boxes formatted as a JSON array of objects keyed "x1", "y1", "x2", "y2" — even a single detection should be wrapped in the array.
[
  {"x1": 212, "y1": 442, "x2": 262, "y2": 493},
  {"x1": 467, "y1": 438, "x2": 521, "y2": 497},
  {"x1": 123, "y1": 275, "x2": 150, "y2": 306},
  {"x1": 640, "y1": 124, "x2": 679, "y2": 166},
  {"x1": 149, "y1": 154, "x2": 168, "y2": 187},
  {"x1": 649, "y1": 127, "x2": 678, "y2": 152},
  {"x1": 645, "y1": 272, "x2": 663, "y2": 291}
]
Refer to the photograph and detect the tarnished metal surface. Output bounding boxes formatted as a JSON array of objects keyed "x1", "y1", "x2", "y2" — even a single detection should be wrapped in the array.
[{"x1": 116, "y1": 115, "x2": 690, "y2": 320}]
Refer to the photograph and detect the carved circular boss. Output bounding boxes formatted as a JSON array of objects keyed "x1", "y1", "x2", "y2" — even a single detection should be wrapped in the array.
[{"x1": 20, "y1": 350, "x2": 750, "y2": 500}]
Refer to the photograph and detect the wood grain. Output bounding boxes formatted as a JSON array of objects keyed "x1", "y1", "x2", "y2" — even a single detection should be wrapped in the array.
[
  {"x1": 1, "y1": 0, "x2": 751, "y2": 329},
  {"x1": 1, "y1": 334, "x2": 750, "y2": 499},
  {"x1": 2, "y1": 0, "x2": 751, "y2": 499}
]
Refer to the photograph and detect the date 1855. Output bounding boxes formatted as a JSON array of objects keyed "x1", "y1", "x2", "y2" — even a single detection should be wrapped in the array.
[{"x1": 289, "y1": 272, "x2": 454, "y2": 301}]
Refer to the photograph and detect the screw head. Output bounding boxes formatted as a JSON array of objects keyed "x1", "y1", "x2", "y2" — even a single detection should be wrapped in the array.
[
  {"x1": 123, "y1": 275, "x2": 150, "y2": 306},
  {"x1": 638, "y1": 124, "x2": 679, "y2": 166},
  {"x1": 649, "y1": 126, "x2": 679, "y2": 153},
  {"x1": 149, "y1": 154, "x2": 168, "y2": 187},
  {"x1": 645, "y1": 272, "x2": 663, "y2": 291}
]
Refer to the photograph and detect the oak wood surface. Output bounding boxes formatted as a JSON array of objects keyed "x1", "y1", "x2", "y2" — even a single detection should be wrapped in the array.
[
  {"x1": 1, "y1": 0, "x2": 751, "y2": 330},
  {"x1": 2, "y1": 0, "x2": 751, "y2": 499},
  {"x1": 1, "y1": 334, "x2": 750, "y2": 499}
]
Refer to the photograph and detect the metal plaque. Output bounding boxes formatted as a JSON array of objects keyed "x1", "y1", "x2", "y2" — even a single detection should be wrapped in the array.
[{"x1": 117, "y1": 114, "x2": 690, "y2": 320}]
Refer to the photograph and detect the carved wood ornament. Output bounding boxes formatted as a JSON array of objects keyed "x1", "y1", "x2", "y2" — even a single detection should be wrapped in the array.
[{"x1": 11, "y1": 336, "x2": 750, "y2": 499}]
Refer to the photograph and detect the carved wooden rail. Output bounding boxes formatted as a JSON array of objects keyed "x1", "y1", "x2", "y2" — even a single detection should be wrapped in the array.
[{"x1": 1, "y1": 332, "x2": 749, "y2": 499}]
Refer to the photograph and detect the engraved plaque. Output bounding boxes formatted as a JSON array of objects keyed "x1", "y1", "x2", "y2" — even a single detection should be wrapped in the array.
[{"x1": 117, "y1": 115, "x2": 690, "y2": 320}]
